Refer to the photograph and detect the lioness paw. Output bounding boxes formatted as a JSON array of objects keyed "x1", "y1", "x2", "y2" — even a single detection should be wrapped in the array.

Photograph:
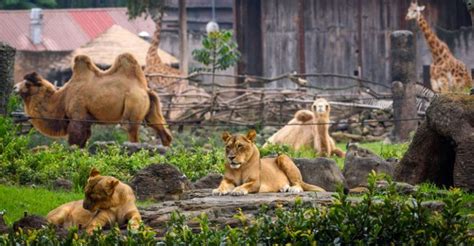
[
  {"x1": 212, "y1": 188, "x2": 229, "y2": 196},
  {"x1": 288, "y1": 185, "x2": 303, "y2": 193},
  {"x1": 230, "y1": 188, "x2": 248, "y2": 196},
  {"x1": 279, "y1": 184, "x2": 290, "y2": 193}
]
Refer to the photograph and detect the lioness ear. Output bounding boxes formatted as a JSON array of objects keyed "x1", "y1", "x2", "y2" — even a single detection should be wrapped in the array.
[
  {"x1": 222, "y1": 131, "x2": 231, "y2": 142},
  {"x1": 89, "y1": 168, "x2": 100, "y2": 178},
  {"x1": 107, "y1": 179, "x2": 119, "y2": 189},
  {"x1": 246, "y1": 129, "x2": 257, "y2": 143}
]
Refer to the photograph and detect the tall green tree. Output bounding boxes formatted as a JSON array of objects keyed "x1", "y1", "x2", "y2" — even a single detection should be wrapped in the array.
[
  {"x1": 0, "y1": 0, "x2": 57, "y2": 9},
  {"x1": 126, "y1": 0, "x2": 165, "y2": 23}
]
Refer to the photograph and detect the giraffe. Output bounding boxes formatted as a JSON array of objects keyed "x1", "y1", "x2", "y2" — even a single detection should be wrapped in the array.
[
  {"x1": 144, "y1": 16, "x2": 183, "y2": 92},
  {"x1": 406, "y1": 2, "x2": 472, "y2": 93},
  {"x1": 144, "y1": 16, "x2": 209, "y2": 120}
]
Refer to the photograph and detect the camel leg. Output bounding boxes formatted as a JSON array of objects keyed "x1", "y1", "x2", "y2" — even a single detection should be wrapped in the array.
[
  {"x1": 126, "y1": 123, "x2": 140, "y2": 142},
  {"x1": 67, "y1": 121, "x2": 91, "y2": 148}
]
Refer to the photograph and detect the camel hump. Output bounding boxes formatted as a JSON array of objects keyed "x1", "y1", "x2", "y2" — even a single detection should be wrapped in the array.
[
  {"x1": 295, "y1": 110, "x2": 314, "y2": 122},
  {"x1": 71, "y1": 54, "x2": 100, "y2": 80},
  {"x1": 106, "y1": 53, "x2": 146, "y2": 82},
  {"x1": 110, "y1": 53, "x2": 140, "y2": 73}
]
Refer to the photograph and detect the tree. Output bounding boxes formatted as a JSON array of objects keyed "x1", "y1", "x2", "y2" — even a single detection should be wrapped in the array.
[
  {"x1": 126, "y1": 0, "x2": 165, "y2": 23},
  {"x1": 0, "y1": 0, "x2": 58, "y2": 9},
  {"x1": 192, "y1": 30, "x2": 241, "y2": 88}
]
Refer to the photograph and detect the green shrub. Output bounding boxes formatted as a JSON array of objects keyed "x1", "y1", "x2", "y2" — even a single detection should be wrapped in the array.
[
  {"x1": 163, "y1": 173, "x2": 473, "y2": 245},
  {"x1": 2, "y1": 174, "x2": 471, "y2": 244}
]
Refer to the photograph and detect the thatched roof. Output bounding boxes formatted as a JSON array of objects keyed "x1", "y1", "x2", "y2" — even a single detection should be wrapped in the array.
[{"x1": 57, "y1": 25, "x2": 177, "y2": 69}]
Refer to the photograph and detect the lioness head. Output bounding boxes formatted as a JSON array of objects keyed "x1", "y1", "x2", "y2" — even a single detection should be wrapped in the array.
[
  {"x1": 222, "y1": 130, "x2": 257, "y2": 169},
  {"x1": 311, "y1": 98, "x2": 331, "y2": 117},
  {"x1": 83, "y1": 168, "x2": 120, "y2": 212}
]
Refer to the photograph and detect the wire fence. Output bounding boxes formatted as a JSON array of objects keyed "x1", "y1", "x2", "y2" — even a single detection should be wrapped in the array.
[
  {"x1": 11, "y1": 71, "x2": 434, "y2": 134},
  {"x1": 145, "y1": 71, "x2": 433, "y2": 126}
]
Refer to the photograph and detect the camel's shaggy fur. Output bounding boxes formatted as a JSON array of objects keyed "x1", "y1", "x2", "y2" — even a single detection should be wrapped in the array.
[
  {"x1": 14, "y1": 53, "x2": 172, "y2": 147},
  {"x1": 264, "y1": 98, "x2": 345, "y2": 157}
]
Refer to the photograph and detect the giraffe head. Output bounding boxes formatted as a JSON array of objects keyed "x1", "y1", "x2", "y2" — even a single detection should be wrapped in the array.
[{"x1": 406, "y1": 2, "x2": 425, "y2": 21}]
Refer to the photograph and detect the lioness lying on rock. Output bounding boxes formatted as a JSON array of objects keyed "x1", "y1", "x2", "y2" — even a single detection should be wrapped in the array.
[
  {"x1": 213, "y1": 130, "x2": 326, "y2": 196},
  {"x1": 47, "y1": 168, "x2": 141, "y2": 233}
]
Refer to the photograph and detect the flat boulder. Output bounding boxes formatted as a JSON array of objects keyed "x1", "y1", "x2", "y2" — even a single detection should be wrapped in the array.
[
  {"x1": 131, "y1": 164, "x2": 192, "y2": 201},
  {"x1": 293, "y1": 158, "x2": 345, "y2": 192},
  {"x1": 343, "y1": 144, "x2": 395, "y2": 188}
]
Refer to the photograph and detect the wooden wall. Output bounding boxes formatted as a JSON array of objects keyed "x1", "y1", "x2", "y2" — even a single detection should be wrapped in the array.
[{"x1": 241, "y1": 0, "x2": 473, "y2": 92}]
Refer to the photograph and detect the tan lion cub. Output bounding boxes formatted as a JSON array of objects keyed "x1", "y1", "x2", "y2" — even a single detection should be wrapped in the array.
[
  {"x1": 47, "y1": 168, "x2": 141, "y2": 233},
  {"x1": 213, "y1": 130, "x2": 326, "y2": 196}
]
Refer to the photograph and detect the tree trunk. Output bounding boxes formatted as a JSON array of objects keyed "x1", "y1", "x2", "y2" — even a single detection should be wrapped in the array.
[
  {"x1": 390, "y1": 31, "x2": 418, "y2": 142},
  {"x1": 0, "y1": 42, "x2": 16, "y2": 116}
]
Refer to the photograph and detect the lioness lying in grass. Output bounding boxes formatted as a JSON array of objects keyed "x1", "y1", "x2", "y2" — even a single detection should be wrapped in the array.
[
  {"x1": 213, "y1": 130, "x2": 326, "y2": 196},
  {"x1": 47, "y1": 168, "x2": 141, "y2": 233}
]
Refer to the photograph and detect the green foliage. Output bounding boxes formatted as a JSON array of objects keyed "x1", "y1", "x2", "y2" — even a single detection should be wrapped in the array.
[
  {"x1": 0, "y1": 0, "x2": 57, "y2": 9},
  {"x1": 258, "y1": 143, "x2": 316, "y2": 159},
  {"x1": 0, "y1": 0, "x2": 127, "y2": 9},
  {"x1": 0, "y1": 223, "x2": 157, "y2": 245},
  {"x1": 0, "y1": 184, "x2": 82, "y2": 225},
  {"x1": 163, "y1": 173, "x2": 473, "y2": 245},
  {"x1": 192, "y1": 30, "x2": 240, "y2": 73},
  {"x1": 126, "y1": 0, "x2": 164, "y2": 21}
]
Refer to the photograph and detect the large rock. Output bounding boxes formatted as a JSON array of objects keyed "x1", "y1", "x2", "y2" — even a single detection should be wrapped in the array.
[
  {"x1": 343, "y1": 144, "x2": 394, "y2": 188},
  {"x1": 0, "y1": 213, "x2": 8, "y2": 234},
  {"x1": 293, "y1": 158, "x2": 345, "y2": 192},
  {"x1": 140, "y1": 190, "x2": 335, "y2": 236},
  {"x1": 192, "y1": 173, "x2": 223, "y2": 189},
  {"x1": 395, "y1": 94, "x2": 474, "y2": 191},
  {"x1": 52, "y1": 178, "x2": 73, "y2": 191},
  {"x1": 12, "y1": 214, "x2": 48, "y2": 232},
  {"x1": 131, "y1": 164, "x2": 192, "y2": 201}
]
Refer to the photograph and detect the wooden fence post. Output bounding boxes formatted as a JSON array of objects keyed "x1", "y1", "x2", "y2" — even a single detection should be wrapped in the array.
[
  {"x1": 390, "y1": 31, "x2": 417, "y2": 142},
  {"x1": 0, "y1": 42, "x2": 16, "y2": 116}
]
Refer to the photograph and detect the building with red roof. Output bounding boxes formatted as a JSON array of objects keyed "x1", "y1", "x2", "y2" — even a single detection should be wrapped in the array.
[{"x1": 0, "y1": 7, "x2": 155, "y2": 82}]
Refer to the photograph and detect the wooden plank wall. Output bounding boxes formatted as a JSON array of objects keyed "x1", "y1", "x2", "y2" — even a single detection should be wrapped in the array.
[{"x1": 259, "y1": 0, "x2": 472, "y2": 92}]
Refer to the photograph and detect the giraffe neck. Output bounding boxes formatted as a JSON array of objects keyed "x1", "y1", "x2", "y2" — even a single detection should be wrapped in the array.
[
  {"x1": 417, "y1": 14, "x2": 450, "y2": 61},
  {"x1": 146, "y1": 12, "x2": 164, "y2": 68}
]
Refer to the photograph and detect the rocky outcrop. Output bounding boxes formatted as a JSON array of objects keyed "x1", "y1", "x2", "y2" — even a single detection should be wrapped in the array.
[
  {"x1": 395, "y1": 94, "x2": 474, "y2": 191},
  {"x1": 293, "y1": 158, "x2": 345, "y2": 192},
  {"x1": 12, "y1": 214, "x2": 48, "y2": 232},
  {"x1": 131, "y1": 164, "x2": 192, "y2": 201},
  {"x1": 140, "y1": 190, "x2": 335, "y2": 236},
  {"x1": 192, "y1": 173, "x2": 223, "y2": 189},
  {"x1": 343, "y1": 144, "x2": 395, "y2": 188}
]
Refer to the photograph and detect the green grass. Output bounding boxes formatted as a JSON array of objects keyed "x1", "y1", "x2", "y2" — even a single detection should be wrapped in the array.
[
  {"x1": 0, "y1": 185, "x2": 155, "y2": 225},
  {"x1": 0, "y1": 185, "x2": 82, "y2": 225}
]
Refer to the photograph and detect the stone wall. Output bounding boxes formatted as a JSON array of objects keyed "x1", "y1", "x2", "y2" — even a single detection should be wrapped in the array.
[{"x1": 14, "y1": 51, "x2": 70, "y2": 83}]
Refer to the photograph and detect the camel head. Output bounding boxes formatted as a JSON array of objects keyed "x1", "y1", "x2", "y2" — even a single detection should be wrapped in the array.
[
  {"x1": 406, "y1": 2, "x2": 425, "y2": 21},
  {"x1": 311, "y1": 98, "x2": 331, "y2": 117},
  {"x1": 14, "y1": 72, "x2": 56, "y2": 99}
]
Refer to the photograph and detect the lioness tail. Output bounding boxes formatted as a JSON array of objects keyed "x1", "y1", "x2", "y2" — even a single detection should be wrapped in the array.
[{"x1": 300, "y1": 182, "x2": 326, "y2": 192}]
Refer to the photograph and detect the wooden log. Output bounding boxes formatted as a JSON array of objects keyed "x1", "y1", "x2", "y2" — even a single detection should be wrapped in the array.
[
  {"x1": 390, "y1": 31, "x2": 417, "y2": 142},
  {"x1": 0, "y1": 42, "x2": 16, "y2": 116}
]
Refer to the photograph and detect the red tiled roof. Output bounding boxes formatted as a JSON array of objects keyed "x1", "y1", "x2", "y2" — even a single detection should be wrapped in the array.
[{"x1": 0, "y1": 8, "x2": 155, "y2": 51}]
